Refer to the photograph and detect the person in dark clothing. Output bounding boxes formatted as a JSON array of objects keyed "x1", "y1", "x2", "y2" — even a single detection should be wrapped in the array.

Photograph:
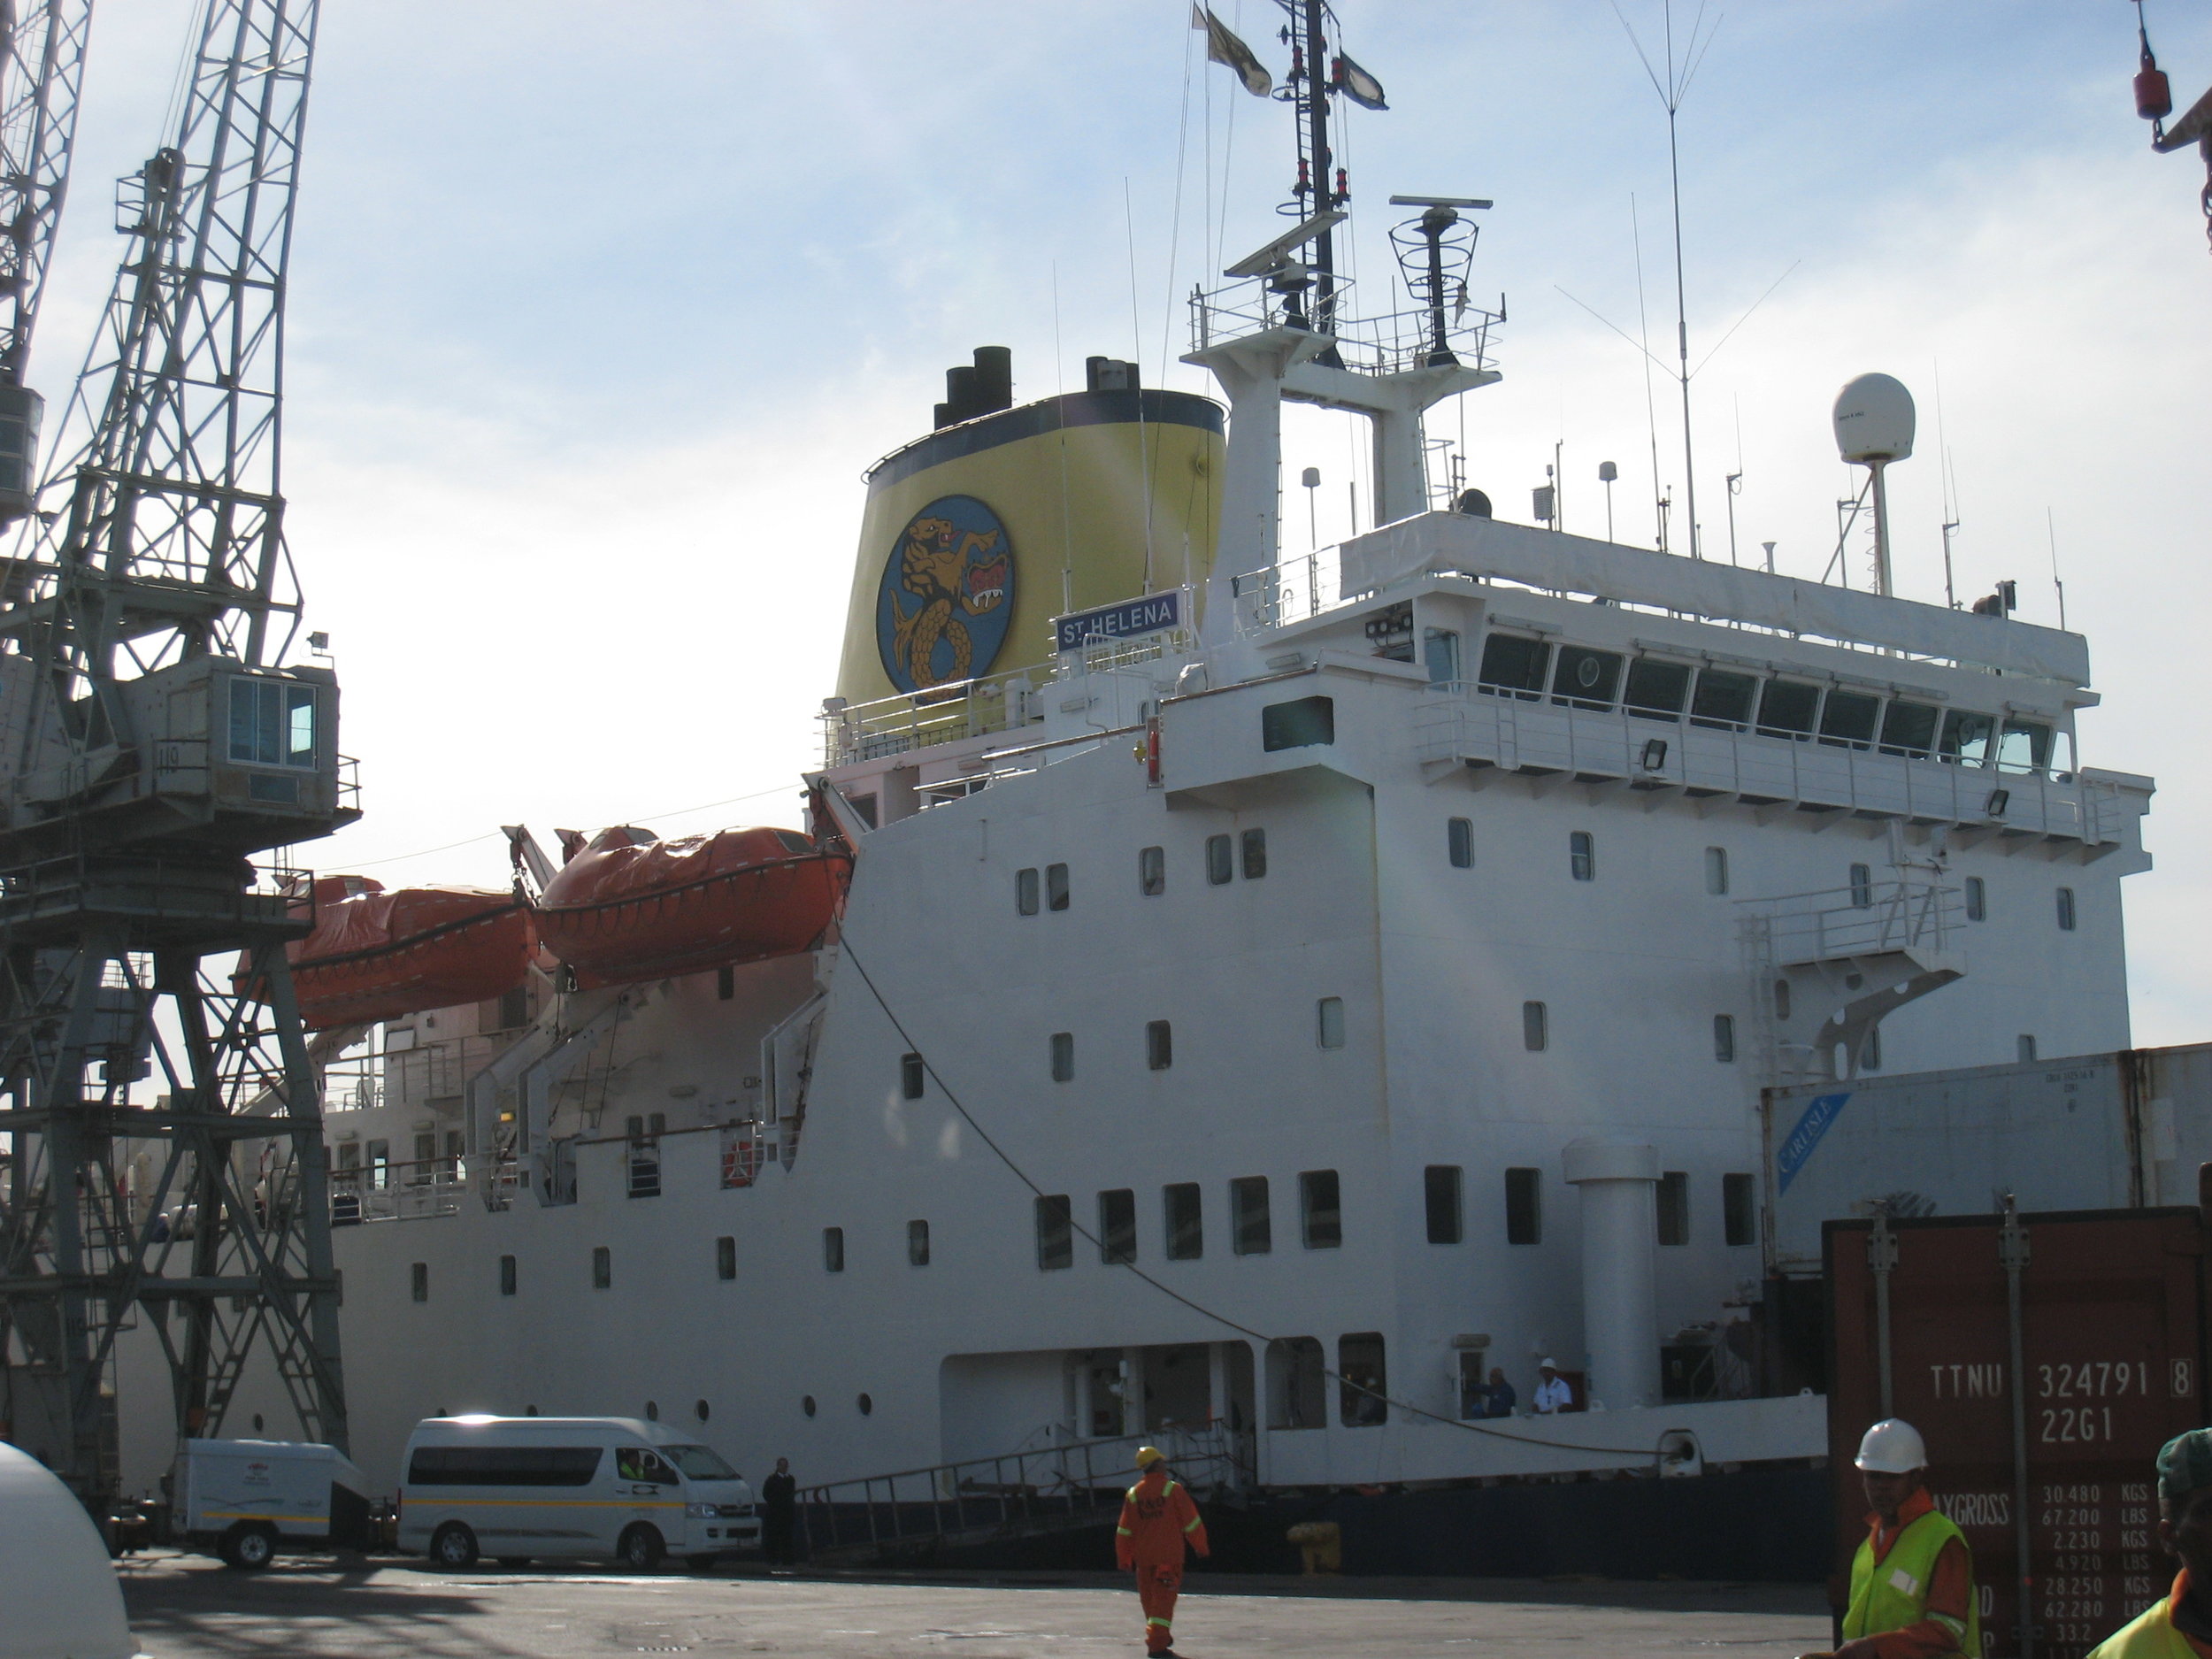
[
  {"x1": 760, "y1": 1457, "x2": 798, "y2": 1566},
  {"x1": 1483, "y1": 1367, "x2": 1517, "y2": 1418}
]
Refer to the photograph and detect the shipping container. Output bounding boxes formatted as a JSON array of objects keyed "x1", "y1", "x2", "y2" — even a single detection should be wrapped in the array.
[
  {"x1": 1767, "y1": 1041, "x2": 2212, "y2": 1274},
  {"x1": 1825, "y1": 1197, "x2": 2209, "y2": 1659}
]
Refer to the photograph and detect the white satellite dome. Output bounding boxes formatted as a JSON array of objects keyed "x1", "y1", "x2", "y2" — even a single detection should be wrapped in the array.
[
  {"x1": 1832, "y1": 373, "x2": 1916, "y2": 464},
  {"x1": 0, "y1": 1441, "x2": 141, "y2": 1659}
]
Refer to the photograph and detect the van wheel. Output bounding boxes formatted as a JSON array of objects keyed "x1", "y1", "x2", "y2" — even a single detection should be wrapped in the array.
[
  {"x1": 496, "y1": 1556, "x2": 533, "y2": 1569},
  {"x1": 618, "y1": 1524, "x2": 665, "y2": 1571},
  {"x1": 430, "y1": 1522, "x2": 480, "y2": 1569},
  {"x1": 219, "y1": 1524, "x2": 278, "y2": 1571}
]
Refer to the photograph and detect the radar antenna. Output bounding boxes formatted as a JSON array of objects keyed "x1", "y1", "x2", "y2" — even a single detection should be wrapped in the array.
[{"x1": 0, "y1": 0, "x2": 351, "y2": 1527}]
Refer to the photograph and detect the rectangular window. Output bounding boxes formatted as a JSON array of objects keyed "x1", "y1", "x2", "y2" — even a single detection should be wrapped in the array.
[
  {"x1": 411, "y1": 1262, "x2": 429, "y2": 1303},
  {"x1": 1775, "y1": 979, "x2": 1793, "y2": 1020},
  {"x1": 1477, "y1": 633, "x2": 1550, "y2": 699},
  {"x1": 498, "y1": 1254, "x2": 517, "y2": 1296},
  {"x1": 227, "y1": 678, "x2": 319, "y2": 769},
  {"x1": 367, "y1": 1139, "x2": 390, "y2": 1191},
  {"x1": 1164, "y1": 1182, "x2": 1203, "y2": 1260},
  {"x1": 2018, "y1": 1034, "x2": 2038, "y2": 1063},
  {"x1": 1035, "y1": 1196, "x2": 1072, "y2": 1270},
  {"x1": 1230, "y1": 1176, "x2": 1271, "y2": 1255},
  {"x1": 1424, "y1": 1165, "x2": 1463, "y2": 1244},
  {"x1": 1879, "y1": 699, "x2": 1939, "y2": 758},
  {"x1": 1999, "y1": 720, "x2": 2055, "y2": 774},
  {"x1": 1550, "y1": 646, "x2": 1624, "y2": 710},
  {"x1": 900, "y1": 1052, "x2": 925, "y2": 1099},
  {"x1": 1146, "y1": 1019, "x2": 1173, "y2": 1071},
  {"x1": 1624, "y1": 657, "x2": 1692, "y2": 721},
  {"x1": 716, "y1": 1236, "x2": 736, "y2": 1280},
  {"x1": 1723, "y1": 1173, "x2": 1757, "y2": 1248},
  {"x1": 1139, "y1": 845, "x2": 1165, "y2": 896},
  {"x1": 1047, "y1": 863, "x2": 1071, "y2": 910},
  {"x1": 1704, "y1": 846, "x2": 1728, "y2": 895},
  {"x1": 1423, "y1": 627, "x2": 1462, "y2": 685},
  {"x1": 1316, "y1": 996, "x2": 1345, "y2": 1049},
  {"x1": 1819, "y1": 690, "x2": 1881, "y2": 749},
  {"x1": 592, "y1": 1245, "x2": 611, "y2": 1289},
  {"x1": 1713, "y1": 1013, "x2": 1736, "y2": 1064},
  {"x1": 1863, "y1": 1025, "x2": 1883, "y2": 1071},
  {"x1": 1756, "y1": 680, "x2": 1821, "y2": 740},
  {"x1": 1690, "y1": 668, "x2": 1756, "y2": 730},
  {"x1": 1338, "y1": 1333, "x2": 1387, "y2": 1426},
  {"x1": 1016, "y1": 867, "x2": 1040, "y2": 915},
  {"x1": 1300, "y1": 1169, "x2": 1342, "y2": 1248},
  {"x1": 1657, "y1": 1171, "x2": 1689, "y2": 1246},
  {"x1": 1505, "y1": 1168, "x2": 1541, "y2": 1244},
  {"x1": 1965, "y1": 876, "x2": 1986, "y2": 921},
  {"x1": 1240, "y1": 827, "x2": 1268, "y2": 879},
  {"x1": 1849, "y1": 863, "x2": 1873, "y2": 909},
  {"x1": 1098, "y1": 1188, "x2": 1136, "y2": 1263},
  {"x1": 1448, "y1": 817, "x2": 1473, "y2": 869},
  {"x1": 2056, "y1": 887, "x2": 2077, "y2": 931},
  {"x1": 407, "y1": 1446, "x2": 603, "y2": 1487},
  {"x1": 1522, "y1": 1000, "x2": 1548, "y2": 1052},
  {"x1": 823, "y1": 1227, "x2": 845, "y2": 1272},
  {"x1": 1049, "y1": 1031, "x2": 1074, "y2": 1082},
  {"x1": 1261, "y1": 695, "x2": 1335, "y2": 751},
  {"x1": 715, "y1": 965, "x2": 734, "y2": 1002},
  {"x1": 1569, "y1": 831, "x2": 1594, "y2": 882},
  {"x1": 1940, "y1": 710, "x2": 1996, "y2": 764},
  {"x1": 1205, "y1": 833, "x2": 1233, "y2": 885},
  {"x1": 908, "y1": 1218, "x2": 931, "y2": 1267}
]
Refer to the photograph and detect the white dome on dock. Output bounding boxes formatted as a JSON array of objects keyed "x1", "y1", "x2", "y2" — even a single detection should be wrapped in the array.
[{"x1": 0, "y1": 1442, "x2": 140, "y2": 1659}]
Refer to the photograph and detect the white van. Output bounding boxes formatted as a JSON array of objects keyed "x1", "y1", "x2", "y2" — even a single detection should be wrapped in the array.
[
  {"x1": 398, "y1": 1416, "x2": 760, "y2": 1571},
  {"x1": 174, "y1": 1439, "x2": 375, "y2": 1569}
]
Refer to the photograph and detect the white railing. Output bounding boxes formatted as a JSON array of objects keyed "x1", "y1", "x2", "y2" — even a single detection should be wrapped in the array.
[
  {"x1": 329, "y1": 1158, "x2": 465, "y2": 1224},
  {"x1": 1737, "y1": 876, "x2": 1959, "y2": 968},
  {"x1": 1233, "y1": 549, "x2": 1343, "y2": 630},
  {"x1": 822, "y1": 668, "x2": 1039, "y2": 768},
  {"x1": 1188, "y1": 275, "x2": 1502, "y2": 380},
  {"x1": 383, "y1": 1032, "x2": 523, "y2": 1111},
  {"x1": 1415, "y1": 684, "x2": 2123, "y2": 845}
]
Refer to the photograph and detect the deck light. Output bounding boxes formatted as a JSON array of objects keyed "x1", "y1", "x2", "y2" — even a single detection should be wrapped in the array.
[
  {"x1": 1985, "y1": 788, "x2": 2011, "y2": 819},
  {"x1": 1641, "y1": 739, "x2": 1669, "y2": 772}
]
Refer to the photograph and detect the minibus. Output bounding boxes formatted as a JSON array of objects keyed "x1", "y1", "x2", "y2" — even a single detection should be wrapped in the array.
[{"x1": 398, "y1": 1415, "x2": 761, "y2": 1570}]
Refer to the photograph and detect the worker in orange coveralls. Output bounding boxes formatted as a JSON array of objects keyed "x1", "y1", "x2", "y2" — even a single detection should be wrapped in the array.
[{"x1": 1116, "y1": 1446, "x2": 1210, "y2": 1657}]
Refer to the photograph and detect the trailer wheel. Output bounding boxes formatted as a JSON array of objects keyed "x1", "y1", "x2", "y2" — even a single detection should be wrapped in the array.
[
  {"x1": 219, "y1": 1524, "x2": 278, "y2": 1571},
  {"x1": 430, "y1": 1522, "x2": 480, "y2": 1570},
  {"x1": 617, "y1": 1524, "x2": 664, "y2": 1571}
]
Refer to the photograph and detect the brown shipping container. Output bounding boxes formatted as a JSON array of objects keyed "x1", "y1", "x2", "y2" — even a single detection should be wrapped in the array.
[{"x1": 1826, "y1": 1202, "x2": 2208, "y2": 1659}]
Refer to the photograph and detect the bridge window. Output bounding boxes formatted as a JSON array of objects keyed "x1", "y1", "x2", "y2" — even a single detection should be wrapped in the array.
[
  {"x1": 2000, "y1": 720, "x2": 2055, "y2": 774},
  {"x1": 1138, "y1": 845, "x2": 1165, "y2": 896},
  {"x1": 1656, "y1": 1172, "x2": 1690, "y2": 1246},
  {"x1": 1879, "y1": 700, "x2": 1939, "y2": 758},
  {"x1": 1034, "y1": 1197, "x2": 1072, "y2": 1270},
  {"x1": 1050, "y1": 1032, "x2": 1074, "y2": 1082},
  {"x1": 1448, "y1": 817, "x2": 1474, "y2": 868},
  {"x1": 1713, "y1": 1013, "x2": 1736, "y2": 1064},
  {"x1": 1504, "y1": 1167, "x2": 1542, "y2": 1244},
  {"x1": 1016, "y1": 868, "x2": 1039, "y2": 915},
  {"x1": 1569, "y1": 832, "x2": 1595, "y2": 881},
  {"x1": 1819, "y1": 691, "x2": 1880, "y2": 749},
  {"x1": 1704, "y1": 846, "x2": 1729, "y2": 895},
  {"x1": 1164, "y1": 1182, "x2": 1203, "y2": 1259},
  {"x1": 1231, "y1": 1176, "x2": 1271, "y2": 1255},
  {"x1": 1940, "y1": 710, "x2": 1995, "y2": 765},
  {"x1": 1755, "y1": 680, "x2": 1821, "y2": 740},
  {"x1": 1723, "y1": 1174, "x2": 1757, "y2": 1247},
  {"x1": 1098, "y1": 1189, "x2": 1137, "y2": 1263},
  {"x1": 1625, "y1": 658, "x2": 1691, "y2": 721},
  {"x1": 2056, "y1": 887, "x2": 2077, "y2": 932},
  {"x1": 1300, "y1": 1170, "x2": 1342, "y2": 1248},
  {"x1": 1262, "y1": 695, "x2": 1334, "y2": 750},
  {"x1": 1477, "y1": 633, "x2": 1550, "y2": 700},
  {"x1": 1965, "y1": 876, "x2": 1986, "y2": 921},
  {"x1": 1425, "y1": 1165, "x2": 1463, "y2": 1244},
  {"x1": 1550, "y1": 646, "x2": 1623, "y2": 711},
  {"x1": 1206, "y1": 834, "x2": 1233, "y2": 885},
  {"x1": 1690, "y1": 669, "x2": 1756, "y2": 731}
]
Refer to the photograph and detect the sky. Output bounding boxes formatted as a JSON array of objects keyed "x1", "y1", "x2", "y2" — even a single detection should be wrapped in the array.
[{"x1": 50, "y1": 1, "x2": 2212, "y2": 1044}]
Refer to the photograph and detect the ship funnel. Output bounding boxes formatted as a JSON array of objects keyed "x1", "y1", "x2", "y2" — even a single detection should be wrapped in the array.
[{"x1": 934, "y1": 346, "x2": 1014, "y2": 430}]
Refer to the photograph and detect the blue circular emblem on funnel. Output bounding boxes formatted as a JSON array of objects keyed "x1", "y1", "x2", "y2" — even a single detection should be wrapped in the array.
[{"x1": 876, "y1": 495, "x2": 1015, "y2": 693}]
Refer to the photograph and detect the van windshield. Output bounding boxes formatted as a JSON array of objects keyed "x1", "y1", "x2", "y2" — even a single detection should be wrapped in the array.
[{"x1": 664, "y1": 1444, "x2": 739, "y2": 1480}]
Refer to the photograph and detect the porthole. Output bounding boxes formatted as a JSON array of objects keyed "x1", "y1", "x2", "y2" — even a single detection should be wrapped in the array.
[
  {"x1": 803, "y1": 1394, "x2": 817, "y2": 1417},
  {"x1": 645, "y1": 1399, "x2": 659, "y2": 1421},
  {"x1": 695, "y1": 1399, "x2": 710, "y2": 1422},
  {"x1": 525, "y1": 1404, "x2": 539, "y2": 1417},
  {"x1": 251, "y1": 1413, "x2": 264, "y2": 1432},
  {"x1": 857, "y1": 1393, "x2": 874, "y2": 1417}
]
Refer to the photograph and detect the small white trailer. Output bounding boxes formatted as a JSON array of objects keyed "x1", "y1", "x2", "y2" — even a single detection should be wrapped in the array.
[{"x1": 174, "y1": 1438, "x2": 374, "y2": 1569}]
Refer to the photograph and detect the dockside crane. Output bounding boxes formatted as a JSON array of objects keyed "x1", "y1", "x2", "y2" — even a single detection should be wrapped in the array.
[{"x1": 0, "y1": 0, "x2": 352, "y2": 1523}]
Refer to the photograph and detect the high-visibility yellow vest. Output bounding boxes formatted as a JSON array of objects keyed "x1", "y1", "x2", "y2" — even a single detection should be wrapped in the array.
[
  {"x1": 2086, "y1": 1597, "x2": 2198, "y2": 1659},
  {"x1": 1843, "y1": 1509, "x2": 1981, "y2": 1659}
]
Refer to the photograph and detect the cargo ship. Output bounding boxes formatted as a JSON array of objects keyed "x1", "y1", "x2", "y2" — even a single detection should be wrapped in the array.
[{"x1": 104, "y1": 0, "x2": 2164, "y2": 1588}]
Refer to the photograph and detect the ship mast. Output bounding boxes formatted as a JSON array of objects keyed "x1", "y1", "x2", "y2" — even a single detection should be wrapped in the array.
[{"x1": 1284, "y1": 0, "x2": 1343, "y2": 339}]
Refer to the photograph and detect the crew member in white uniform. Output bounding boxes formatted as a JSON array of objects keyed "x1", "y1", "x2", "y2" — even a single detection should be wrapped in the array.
[{"x1": 1532, "y1": 1358, "x2": 1574, "y2": 1414}]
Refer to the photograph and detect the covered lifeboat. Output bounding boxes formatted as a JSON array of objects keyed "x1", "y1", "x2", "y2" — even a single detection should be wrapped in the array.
[
  {"x1": 263, "y1": 875, "x2": 535, "y2": 1030},
  {"x1": 535, "y1": 826, "x2": 848, "y2": 991}
]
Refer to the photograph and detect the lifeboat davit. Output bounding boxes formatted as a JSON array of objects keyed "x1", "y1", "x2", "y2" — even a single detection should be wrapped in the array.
[
  {"x1": 534, "y1": 826, "x2": 848, "y2": 991},
  {"x1": 273, "y1": 875, "x2": 534, "y2": 1029}
]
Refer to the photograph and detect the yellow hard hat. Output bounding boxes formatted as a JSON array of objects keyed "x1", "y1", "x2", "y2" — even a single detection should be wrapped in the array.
[{"x1": 1134, "y1": 1446, "x2": 1165, "y2": 1468}]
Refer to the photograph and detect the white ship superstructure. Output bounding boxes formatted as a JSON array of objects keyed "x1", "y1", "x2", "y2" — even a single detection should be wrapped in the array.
[{"x1": 103, "y1": 7, "x2": 2154, "y2": 1518}]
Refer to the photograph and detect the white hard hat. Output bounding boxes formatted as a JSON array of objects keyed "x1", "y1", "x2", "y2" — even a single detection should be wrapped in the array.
[
  {"x1": 1539, "y1": 1357, "x2": 1559, "y2": 1370},
  {"x1": 1855, "y1": 1418, "x2": 1929, "y2": 1474}
]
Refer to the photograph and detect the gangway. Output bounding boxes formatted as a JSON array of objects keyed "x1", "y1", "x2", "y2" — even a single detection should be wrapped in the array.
[{"x1": 795, "y1": 1425, "x2": 1248, "y2": 1566}]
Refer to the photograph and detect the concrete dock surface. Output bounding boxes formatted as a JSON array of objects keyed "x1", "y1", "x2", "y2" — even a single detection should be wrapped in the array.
[{"x1": 116, "y1": 1555, "x2": 1832, "y2": 1657}]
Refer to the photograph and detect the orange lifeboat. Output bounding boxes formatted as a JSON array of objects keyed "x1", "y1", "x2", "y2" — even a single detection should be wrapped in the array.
[
  {"x1": 534, "y1": 826, "x2": 848, "y2": 991},
  {"x1": 273, "y1": 875, "x2": 534, "y2": 1029}
]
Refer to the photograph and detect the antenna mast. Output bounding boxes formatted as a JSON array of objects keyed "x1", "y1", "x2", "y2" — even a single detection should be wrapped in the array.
[{"x1": 1282, "y1": 0, "x2": 1343, "y2": 336}]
